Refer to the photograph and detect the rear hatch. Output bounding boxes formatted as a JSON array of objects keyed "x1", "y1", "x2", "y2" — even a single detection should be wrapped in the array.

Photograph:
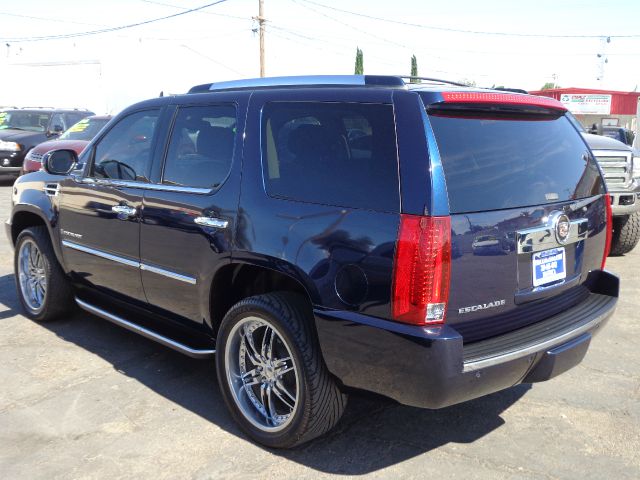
[{"x1": 420, "y1": 92, "x2": 608, "y2": 343}]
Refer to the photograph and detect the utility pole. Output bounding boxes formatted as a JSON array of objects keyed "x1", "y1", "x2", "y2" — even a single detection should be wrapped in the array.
[{"x1": 258, "y1": 0, "x2": 265, "y2": 77}]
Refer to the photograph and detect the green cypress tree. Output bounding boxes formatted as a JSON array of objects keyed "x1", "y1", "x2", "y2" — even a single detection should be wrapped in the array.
[
  {"x1": 354, "y1": 47, "x2": 364, "y2": 75},
  {"x1": 410, "y1": 55, "x2": 420, "y2": 83}
]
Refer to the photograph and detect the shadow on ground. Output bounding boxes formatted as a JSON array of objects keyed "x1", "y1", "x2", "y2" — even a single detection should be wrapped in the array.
[{"x1": 0, "y1": 272, "x2": 530, "y2": 475}]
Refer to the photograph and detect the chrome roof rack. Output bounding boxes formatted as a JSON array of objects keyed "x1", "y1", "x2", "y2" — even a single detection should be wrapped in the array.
[
  {"x1": 398, "y1": 76, "x2": 467, "y2": 87},
  {"x1": 188, "y1": 75, "x2": 406, "y2": 93}
]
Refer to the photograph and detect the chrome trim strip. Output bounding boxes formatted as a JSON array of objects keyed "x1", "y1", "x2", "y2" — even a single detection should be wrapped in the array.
[
  {"x1": 194, "y1": 216, "x2": 229, "y2": 229},
  {"x1": 462, "y1": 302, "x2": 614, "y2": 372},
  {"x1": 62, "y1": 240, "x2": 197, "y2": 284},
  {"x1": 75, "y1": 298, "x2": 215, "y2": 359},
  {"x1": 81, "y1": 177, "x2": 212, "y2": 195},
  {"x1": 516, "y1": 218, "x2": 588, "y2": 254},
  {"x1": 140, "y1": 263, "x2": 197, "y2": 285},
  {"x1": 62, "y1": 240, "x2": 140, "y2": 268}
]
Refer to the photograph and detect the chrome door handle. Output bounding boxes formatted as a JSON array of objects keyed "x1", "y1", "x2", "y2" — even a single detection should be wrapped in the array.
[
  {"x1": 112, "y1": 205, "x2": 137, "y2": 218},
  {"x1": 194, "y1": 216, "x2": 229, "y2": 229}
]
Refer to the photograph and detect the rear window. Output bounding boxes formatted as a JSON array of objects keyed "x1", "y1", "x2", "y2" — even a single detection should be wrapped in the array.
[
  {"x1": 261, "y1": 102, "x2": 399, "y2": 212},
  {"x1": 428, "y1": 111, "x2": 605, "y2": 213}
]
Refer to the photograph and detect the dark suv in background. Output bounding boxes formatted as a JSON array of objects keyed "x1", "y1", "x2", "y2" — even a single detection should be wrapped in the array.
[
  {"x1": 0, "y1": 108, "x2": 94, "y2": 175},
  {"x1": 7, "y1": 76, "x2": 618, "y2": 448}
]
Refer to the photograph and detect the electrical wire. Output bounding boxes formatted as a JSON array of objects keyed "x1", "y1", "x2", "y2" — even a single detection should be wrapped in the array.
[
  {"x1": 0, "y1": 0, "x2": 232, "y2": 43},
  {"x1": 139, "y1": 0, "x2": 248, "y2": 21},
  {"x1": 298, "y1": 0, "x2": 640, "y2": 39}
]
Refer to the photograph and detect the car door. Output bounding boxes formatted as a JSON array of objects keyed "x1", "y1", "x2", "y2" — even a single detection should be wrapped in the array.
[
  {"x1": 58, "y1": 108, "x2": 163, "y2": 303},
  {"x1": 139, "y1": 96, "x2": 246, "y2": 326}
]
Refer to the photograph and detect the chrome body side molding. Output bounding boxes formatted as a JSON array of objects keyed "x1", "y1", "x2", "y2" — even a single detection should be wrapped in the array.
[
  {"x1": 62, "y1": 240, "x2": 139, "y2": 268},
  {"x1": 76, "y1": 298, "x2": 215, "y2": 359},
  {"x1": 139, "y1": 263, "x2": 197, "y2": 285},
  {"x1": 62, "y1": 240, "x2": 197, "y2": 284}
]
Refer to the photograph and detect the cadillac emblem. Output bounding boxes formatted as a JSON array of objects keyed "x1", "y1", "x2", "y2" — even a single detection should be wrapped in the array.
[{"x1": 554, "y1": 213, "x2": 571, "y2": 244}]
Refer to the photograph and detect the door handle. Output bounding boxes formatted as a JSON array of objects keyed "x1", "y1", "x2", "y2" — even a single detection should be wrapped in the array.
[
  {"x1": 112, "y1": 205, "x2": 137, "y2": 218},
  {"x1": 194, "y1": 216, "x2": 229, "y2": 229}
]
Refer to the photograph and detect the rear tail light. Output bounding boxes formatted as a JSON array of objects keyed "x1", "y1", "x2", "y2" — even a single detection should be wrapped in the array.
[
  {"x1": 392, "y1": 215, "x2": 451, "y2": 325},
  {"x1": 601, "y1": 193, "x2": 613, "y2": 269}
]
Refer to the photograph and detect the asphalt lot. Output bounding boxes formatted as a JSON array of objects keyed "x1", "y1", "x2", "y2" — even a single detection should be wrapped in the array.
[{"x1": 0, "y1": 177, "x2": 638, "y2": 480}]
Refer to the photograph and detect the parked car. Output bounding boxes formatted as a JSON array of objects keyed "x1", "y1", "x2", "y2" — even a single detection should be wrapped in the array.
[
  {"x1": 601, "y1": 126, "x2": 635, "y2": 147},
  {"x1": 566, "y1": 113, "x2": 640, "y2": 255},
  {"x1": 22, "y1": 115, "x2": 112, "y2": 174},
  {"x1": 7, "y1": 76, "x2": 618, "y2": 449},
  {"x1": 0, "y1": 108, "x2": 94, "y2": 175}
]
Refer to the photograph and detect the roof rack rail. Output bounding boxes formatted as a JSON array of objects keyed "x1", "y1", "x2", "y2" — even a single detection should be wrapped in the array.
[
  {"x1": 398, "y1": 76, "x2": 467, "y2": 87},
  {"x1": 492, "y1": 87, "x2": 529, "y2": 94},
  {"x1": 188, "y1": 75, "x2": 406, "y2": 93}
]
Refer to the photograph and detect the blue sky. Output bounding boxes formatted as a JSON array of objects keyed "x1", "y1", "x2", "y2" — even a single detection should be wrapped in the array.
[{"x1": 1, "y1": 0, "x2": 638, "y2": 113}]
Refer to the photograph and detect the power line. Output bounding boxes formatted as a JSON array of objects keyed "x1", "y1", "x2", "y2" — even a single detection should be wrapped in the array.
[
  {"x1": 299, "y1": 0, "x2": 640, "y2": 39},
  {"x1": 139, "y1": 0, "x2": 248, "y2": 20},
  {"x1": 0, "y1": 11, "x2": 107, "y2": 27},
  {"x1": 0, "y1": 0, "x2": 232, "y2": 43},
  {"x1": 290, "y1": 0, "x2": 416, "y2": 51}
]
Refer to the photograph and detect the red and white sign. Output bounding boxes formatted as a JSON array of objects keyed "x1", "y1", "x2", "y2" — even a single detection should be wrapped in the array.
[{"x1": 560, "y1": 94, "x2": 612, "y2": 115}]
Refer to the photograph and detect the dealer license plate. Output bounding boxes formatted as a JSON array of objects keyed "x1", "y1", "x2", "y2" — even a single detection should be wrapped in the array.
[{"x1": 532, "y1": 247, "x2": 566, "y2": 287}]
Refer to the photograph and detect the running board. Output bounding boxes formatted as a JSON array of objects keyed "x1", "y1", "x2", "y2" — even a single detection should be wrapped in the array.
[{"x1": 75, "y1": 298, "x2": 216, "y2": 359}]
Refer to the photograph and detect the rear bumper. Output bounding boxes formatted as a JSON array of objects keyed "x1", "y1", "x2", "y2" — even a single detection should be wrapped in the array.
[{"x1": 315, "y1": 270, "x2": 618, "y2": 409}]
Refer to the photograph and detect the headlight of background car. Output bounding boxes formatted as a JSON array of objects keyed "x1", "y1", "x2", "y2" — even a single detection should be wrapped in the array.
[{"x1": 0, "y1": 140, "x2": 21, "y2": 152}]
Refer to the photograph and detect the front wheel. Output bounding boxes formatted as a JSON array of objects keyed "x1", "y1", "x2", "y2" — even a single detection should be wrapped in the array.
[
  {"x1": 216, "y1": 292, "x2": 347, "y2": 448},
  {"x1": 14, "y1": 226, "x2": 75, "y2": 321},
  {"x1": 610, "y1": 212, "x2": 640, "y2": 256}
]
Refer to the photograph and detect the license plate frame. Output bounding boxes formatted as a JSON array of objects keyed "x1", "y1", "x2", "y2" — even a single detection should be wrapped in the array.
[{"x1": 532, "y1": 247, "x2": 566, "y2": 287}]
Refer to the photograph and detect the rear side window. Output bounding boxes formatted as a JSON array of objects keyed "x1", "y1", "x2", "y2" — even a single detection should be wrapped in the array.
[
  {"x1": 162, "y1": 104, "x2": 236, "y2": 189},
  {"x1": 428, "y1": 112, "x2": 604, "y2": 213},
  {"x1": 261, "y1": 102, "x2": 399, "y2": 212}
]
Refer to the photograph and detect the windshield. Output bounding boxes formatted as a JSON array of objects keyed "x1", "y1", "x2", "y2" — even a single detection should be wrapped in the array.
[
  {"x1": 59, "y1": 117, "x2": 110, "y2": 141},
  {"x1": 0, "y1": 111, "x2": 51, "y2": 132}
]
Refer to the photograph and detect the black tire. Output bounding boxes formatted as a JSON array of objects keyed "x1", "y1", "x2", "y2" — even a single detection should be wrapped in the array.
[
  {"x1": 216, "y1": 292, "x2": 347, "y2": 448},
  {"x1": 609, "y1": 213, "x2": 640, "y2": 256},
  {"x1": 14, "y1": 226, "x2": 75, "y2": 322}
]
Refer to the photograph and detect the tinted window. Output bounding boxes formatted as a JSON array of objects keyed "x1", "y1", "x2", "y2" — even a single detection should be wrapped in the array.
[
  {"x1": 92, "y1": 110, "x2": 160, "y2": 182},
  {"x1": 50, "y1": 113, "x2": 66, "y2": 132},
  {"x1": 0, "y1": 111, "x2": 50, "y2": 132},
  {"x1": 262, "y1": 102, "x2": 399, "y2": 212},
  {"x1": 162, "y1": 104, "x2": 236, "y2": 189},
  {"x1": 429, "y1": 112, "x2": 604, "y2": 213}
]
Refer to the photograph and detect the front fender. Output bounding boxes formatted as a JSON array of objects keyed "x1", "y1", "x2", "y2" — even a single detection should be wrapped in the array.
[{"x1": 10, "y1": 174, "x2": 66, "y2": 269}]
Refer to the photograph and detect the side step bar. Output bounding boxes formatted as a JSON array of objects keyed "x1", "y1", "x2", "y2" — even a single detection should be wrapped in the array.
[{"x1": 75, "y1": 298, "x2": 216, "y2": 359}]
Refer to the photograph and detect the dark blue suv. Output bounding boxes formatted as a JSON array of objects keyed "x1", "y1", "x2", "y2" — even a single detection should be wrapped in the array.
[{"x1": 7, "y1": 76, "x2": 619, "y2": 448}]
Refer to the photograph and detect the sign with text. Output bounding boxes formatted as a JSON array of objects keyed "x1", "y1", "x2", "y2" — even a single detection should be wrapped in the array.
[{"x1": 560, "y1": 93, "x2": 612, "y2": 114}]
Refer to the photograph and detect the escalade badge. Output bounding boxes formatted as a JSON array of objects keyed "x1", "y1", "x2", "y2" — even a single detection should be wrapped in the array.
[
  {"x1": 458, "y1": 299, "x2": 506, "y2": 315},
  {"x1": 554, "y1": 213, "x2": 571, "y2": 244}
]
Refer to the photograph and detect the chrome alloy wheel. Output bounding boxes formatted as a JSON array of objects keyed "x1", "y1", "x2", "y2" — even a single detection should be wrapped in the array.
[
  {"x1": 17, "y1": 238, "x2": 47, "y2": 312},
  {"x1": 225, "y1": 316, "x2": 300, "y2": 433}
]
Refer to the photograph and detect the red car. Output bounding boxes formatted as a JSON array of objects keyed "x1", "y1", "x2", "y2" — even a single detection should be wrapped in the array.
[{"x1": 22, "y1": 115, "x2": 111, "y2": 173}]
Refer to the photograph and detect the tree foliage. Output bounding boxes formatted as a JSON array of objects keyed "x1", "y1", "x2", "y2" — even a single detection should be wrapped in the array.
[
  {"x1": 541, "y1": 82, "x2": 560, "y2": 90},
  {"x1": 354, "y1": 47, "x2": 364, "y2": 75},
  {"x1": 410, "y1": 55, "x2": 419, "y2": 83}
]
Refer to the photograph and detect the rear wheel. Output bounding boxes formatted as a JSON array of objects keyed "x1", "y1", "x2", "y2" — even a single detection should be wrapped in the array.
[
  {"x1": 14, "y1": 226, "x2": 75, "y2": 321},
  {"x1": 610, "y1": 212, "x2": 640, "y2": 256},
  {"x1": 216, "y1": 292, "x2": 347, "y2": 448}
]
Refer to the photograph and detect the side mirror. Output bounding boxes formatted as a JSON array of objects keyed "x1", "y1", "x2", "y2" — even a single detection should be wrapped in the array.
[{"x1": 42, "y1": 149, "x2": 78, "y2": 175}]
